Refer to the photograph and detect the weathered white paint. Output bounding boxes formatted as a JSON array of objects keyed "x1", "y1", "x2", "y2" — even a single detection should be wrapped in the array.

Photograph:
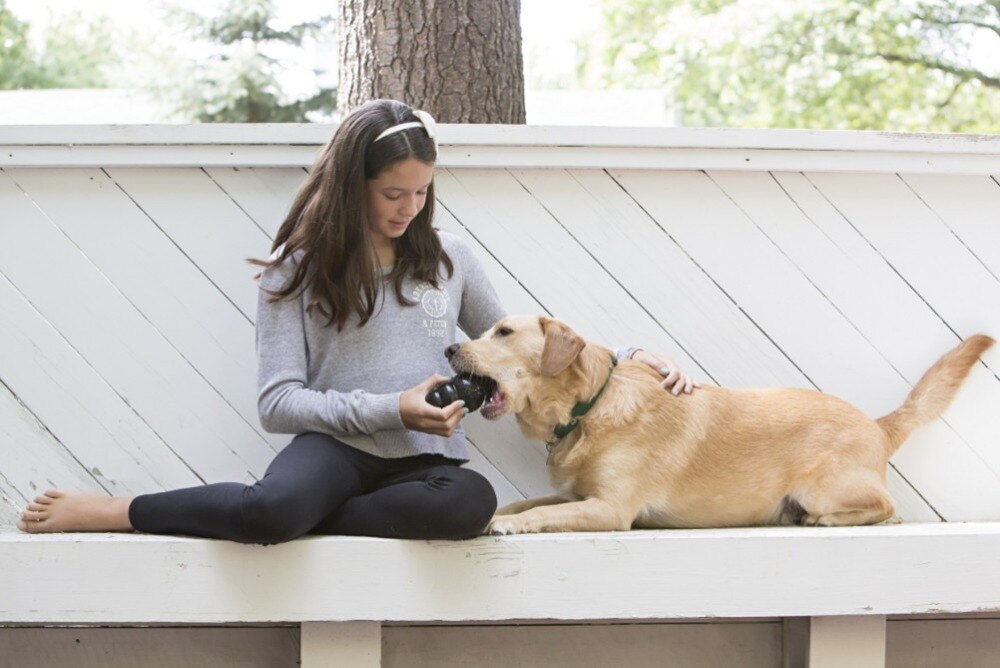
[
  {"x1": 4, "y1": 522, "x2": 1000, "y2": 624},
  {"x1": 4, "y1": 167, "x2": 288, "y2": 455},
  {"x1": 6, "y1": 145, "x2": 1000, "y2": 174},
  {"x1": 204, "y1": 166, "x2": 308, "y2": 240},
  {"x1": 2, "y1": 124, "x2": 997, "y2": 153},
  {"x1": 2, "y1": 125, "x2": 998, "y2": 173},
  {"x1": 900, "y1": 174, "x2": 1000, "y2": 280},
  {"x1": 438, "y1": 168, "x2": 707, "y2": 375},
  {"x1": 300, "y1": 621, "x2": 380, "y2": 668},
  {"x1": 101, "y1": 167, "x2": 271, "y2": 319},
  {"x1": 509, "y1": 168, "x2": 800, "y2": 388},
  {"x1": 0, "y1": 169, "x2": 275, "y2": 486}
]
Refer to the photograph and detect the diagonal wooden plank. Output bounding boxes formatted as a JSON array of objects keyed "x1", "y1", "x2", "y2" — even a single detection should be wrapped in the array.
[
  {"x1": 612, "y1": 169, "x2": 1000, "y2": 521},
  {"x1": 0, "y1": 379, "x2": 105, "y2": 518},
  {"x1": 6, "y1": 168, "x2": 287, "y2": 455},
  {"x1": 104, "y1": 167, "x2": 272, "y2": 319},
  {"x1": 512, "y1": 168, "x2": 807, "y2": 389},
  {"x1": 0, "y1": 487, "x2": 25, "y2": 526},
  {"x1": 0, "y1": 215, "x2": 204, "y2": 499},
  {"x1": 0, "y1": 170, "x2": 273, "y2": 485},
  {"x1": 204, "y1": 167, "x2": 308, "y2": 239},
  {"x1": 804, "y1": 172, "x2": 1000, "y2": 372},
  {"x1": 804, "y1": 172, "x2": 1000, "y2": 466},
  {"x1": 898, "y1": 173, "x2": 1000, "y2": 283},
  {"x1": 437, "y1": 169, "x2": 706, "y2": 376},
  {"x1": 462, "y1": 440, "x2": 522, "y2": 508},
  {"x1": 755, "y1": 171, "x2": 1000, "y2": 481},
  {"x1": 433, "y1": 204, "x2": 548, "y2": 500}
]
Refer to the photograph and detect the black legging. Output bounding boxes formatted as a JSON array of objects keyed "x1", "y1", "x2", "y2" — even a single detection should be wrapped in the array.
[{"x1": 127, "y1": 432, "x2": 497, "y2": 545}]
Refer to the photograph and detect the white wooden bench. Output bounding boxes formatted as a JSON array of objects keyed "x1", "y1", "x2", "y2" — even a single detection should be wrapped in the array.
[
  {"x1": 4, "y1": 523, "x2": 1000, "y2": 666},
  {"x1": 2, "y1": 125, "x2": 999, "y2": 666}
]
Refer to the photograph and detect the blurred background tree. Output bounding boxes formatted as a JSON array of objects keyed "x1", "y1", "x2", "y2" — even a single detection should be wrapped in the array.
[
  {"x1": 141, "y1": 0, "x2": 336, "y2": 122},
  {"x1": 0, "y1": 1, "x2": 117, "y2": 88},
  {"x1": 578, "y1": 0, "x2": 1000, "y2": 132},
  {"x1": 1, "y1": 0, "x2": 336, "y2": 122}
]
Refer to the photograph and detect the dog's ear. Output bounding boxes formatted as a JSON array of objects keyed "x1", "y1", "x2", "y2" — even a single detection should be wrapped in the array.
[{"x1": 539, "y1": 316, "x2": 586, "y2": 377}]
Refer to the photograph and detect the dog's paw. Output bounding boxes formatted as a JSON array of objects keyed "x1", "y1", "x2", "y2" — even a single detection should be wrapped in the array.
[{"x1": 486, "y1": 515, "x2": 527, "y2": 536}]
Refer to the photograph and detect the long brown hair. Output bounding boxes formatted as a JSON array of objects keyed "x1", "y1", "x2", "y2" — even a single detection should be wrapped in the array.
[{"x1": 246, "y1": 99, "x2": 454, "y2": 332}]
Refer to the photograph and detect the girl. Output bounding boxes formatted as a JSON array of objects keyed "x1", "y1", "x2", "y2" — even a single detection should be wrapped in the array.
[{"x1": 16, "y1": 99, "x2": 697, "y2": 544}]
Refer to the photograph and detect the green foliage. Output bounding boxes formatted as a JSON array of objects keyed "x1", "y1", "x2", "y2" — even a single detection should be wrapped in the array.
[
  {"x1": 0, "y1": 1, "x2": 36, "y2": 88},
  {"x1": 579, "y1": 0, "x2": 1000, "y2": 131},
  {"x1": 0, "y1": 1, "x2": 118, "y2": 89},
  {"x1": 143, "y1": 0, "x2": 337, "y2": 122}
]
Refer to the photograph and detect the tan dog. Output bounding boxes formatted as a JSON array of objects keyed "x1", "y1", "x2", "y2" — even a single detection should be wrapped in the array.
[{"x1": 446, "y1": 315, "x2": 994, "y2": 534}]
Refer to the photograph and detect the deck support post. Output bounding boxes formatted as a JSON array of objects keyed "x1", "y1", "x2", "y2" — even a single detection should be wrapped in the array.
[
  {"x1": 783, "y1": 615, "x2": 886, "y2": 668},
  {"x1": 300, "y1": 621, "x2": 381, "y2": 667}
]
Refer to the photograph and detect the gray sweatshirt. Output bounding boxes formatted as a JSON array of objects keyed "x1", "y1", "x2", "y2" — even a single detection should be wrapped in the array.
[{"x1": 255, "y1": 229, "x2": 642, "y2": 461}]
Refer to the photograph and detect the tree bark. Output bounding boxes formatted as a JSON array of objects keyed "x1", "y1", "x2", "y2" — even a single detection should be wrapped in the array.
[{"x1": 338, "y1": 0, "x2": 526, "y2": 123}]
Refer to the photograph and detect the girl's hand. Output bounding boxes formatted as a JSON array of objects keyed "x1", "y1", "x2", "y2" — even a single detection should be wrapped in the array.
[
  {"x1": 631, "y1": 350, "x2": 700, "y2": 395},
  {"x1": 400, "y1": 374, "x2": 468, "y2": 436}
]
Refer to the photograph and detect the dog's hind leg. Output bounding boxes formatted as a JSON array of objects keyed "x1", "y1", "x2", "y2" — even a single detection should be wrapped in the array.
[{"x1": 797, "y1": 471, "x2": 896, "y2": 527}]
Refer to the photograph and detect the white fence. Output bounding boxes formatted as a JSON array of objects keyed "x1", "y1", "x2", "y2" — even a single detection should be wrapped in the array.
[{"x1": 1, "y1": 125, "x2": 999, "y2": 666}]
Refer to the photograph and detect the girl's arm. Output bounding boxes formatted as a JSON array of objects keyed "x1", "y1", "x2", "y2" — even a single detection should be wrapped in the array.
[{"x1": 255, "y1": 260, "x2": 405, "y2": 436}]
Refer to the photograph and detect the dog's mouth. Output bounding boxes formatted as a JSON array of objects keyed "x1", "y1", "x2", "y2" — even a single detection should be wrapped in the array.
[
  {"x1": 450, "y1": 356, "x2": 509, "y2": 419},
  {"x1": 479, "y1": 376, "x2": 507, "y2": 421}
]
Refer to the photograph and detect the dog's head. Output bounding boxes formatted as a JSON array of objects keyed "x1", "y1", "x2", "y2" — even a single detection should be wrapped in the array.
[{"x1": 446, "y1": 315, "x2": 605, "y2": 438}]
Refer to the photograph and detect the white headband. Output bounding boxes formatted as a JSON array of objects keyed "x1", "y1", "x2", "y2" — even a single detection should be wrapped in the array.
[{"x1": 374, "y1": 109, "x2": 438, "y2": 151}]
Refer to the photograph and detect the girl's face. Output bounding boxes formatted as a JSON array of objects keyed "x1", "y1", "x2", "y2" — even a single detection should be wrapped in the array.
[{"x1": 366, "y1": 157, "x2": 435, "y2": 251}]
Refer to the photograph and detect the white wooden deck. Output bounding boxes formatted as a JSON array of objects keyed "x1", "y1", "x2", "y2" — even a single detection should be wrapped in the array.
[{"x1": 1, "y1": 125, "x2": 999, "y2": 666}]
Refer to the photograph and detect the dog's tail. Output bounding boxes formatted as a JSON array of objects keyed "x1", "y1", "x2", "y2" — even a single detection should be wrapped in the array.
[{"x1": 876, "y1": 334, "x2": 994, "y2": 456}]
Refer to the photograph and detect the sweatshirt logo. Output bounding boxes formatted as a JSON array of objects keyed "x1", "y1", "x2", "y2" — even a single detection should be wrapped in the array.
[
  {"x1": 414, "y1": 281, "x2": 448, "y2": 317},
  {"x1": 413, "y1": 281, "x2": 449, "y2": 338}
]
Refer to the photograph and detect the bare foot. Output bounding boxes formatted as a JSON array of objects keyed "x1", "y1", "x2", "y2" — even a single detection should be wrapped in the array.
[{"x1": 16, "y1": 490, "x2": 135, "y2": 534}]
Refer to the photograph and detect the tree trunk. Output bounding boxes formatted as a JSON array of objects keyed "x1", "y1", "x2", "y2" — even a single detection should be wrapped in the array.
[{"x1": 338, "y1": 0, "x2": 526, "y2": 123}]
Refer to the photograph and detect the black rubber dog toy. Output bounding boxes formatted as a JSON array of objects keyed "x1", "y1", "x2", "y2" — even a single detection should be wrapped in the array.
[{"x1": 425, "y1": 373, "x2": 495, "y2": 412}]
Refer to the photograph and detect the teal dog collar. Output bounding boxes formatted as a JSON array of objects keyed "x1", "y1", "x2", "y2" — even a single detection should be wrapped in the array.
[{"x1": 549, "y1": 352, "x2": 618, "y2": 448}]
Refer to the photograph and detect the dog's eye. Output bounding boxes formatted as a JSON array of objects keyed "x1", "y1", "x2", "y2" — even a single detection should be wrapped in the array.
[{"x1": 496, "y1": 327, "x2": 513, "y2": 337}]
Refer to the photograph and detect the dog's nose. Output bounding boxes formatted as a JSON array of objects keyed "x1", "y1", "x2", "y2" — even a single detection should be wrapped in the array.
[{"x1": 444, "y1": 343, "x2": 461, "y2": 360}]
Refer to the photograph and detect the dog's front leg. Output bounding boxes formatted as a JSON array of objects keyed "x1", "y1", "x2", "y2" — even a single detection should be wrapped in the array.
[
  {"x1": 494, "y1": 494, "x2": 572, "y2": 516},
  {"x1": 487, "y1": 497, "x2": 633, "y2": 535}
]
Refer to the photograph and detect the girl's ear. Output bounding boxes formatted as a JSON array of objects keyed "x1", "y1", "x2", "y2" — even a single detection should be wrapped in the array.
[{"x1": 539, "y1": 316, "x2": 585, "y2": 377}]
